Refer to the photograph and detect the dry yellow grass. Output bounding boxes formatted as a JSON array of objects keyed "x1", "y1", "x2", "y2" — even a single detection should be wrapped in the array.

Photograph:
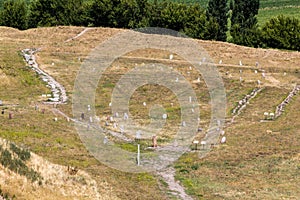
[
  {"x1": 0, "y1": 138, "x2": 119, "y2": 200},
  {"x1": 0, "y1": 26, "x2": 299, "y2": 199}
]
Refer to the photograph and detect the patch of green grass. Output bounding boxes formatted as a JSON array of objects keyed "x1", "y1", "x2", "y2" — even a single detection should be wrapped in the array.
[
  {"x1": 260, "y1": 0, "x2": 300, "y2": 9},
  {"x1": 0, "y1": 130, "x2": 45, "y2": 143},
  {"x1": 258, "y1": 6, "x2": 300, "y2": 25}
]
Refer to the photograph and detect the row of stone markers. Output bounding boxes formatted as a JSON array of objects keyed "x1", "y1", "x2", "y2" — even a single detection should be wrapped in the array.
[
  {"x1": 275, "y1": 84, "x2": 300, "y2": 118},
  {"x1": 232, "y1": 87, "x2": 263, "y2": 116},
  {"x1": 22, "y1": 48, "x2": 68, "y2": 104}
]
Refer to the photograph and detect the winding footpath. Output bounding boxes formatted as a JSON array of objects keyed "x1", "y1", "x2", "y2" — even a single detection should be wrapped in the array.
[
  {"x1": 275, "y1": 84, "x2": 300, "y2": 118},
  {"x1": 22, "y1": 29, "x2": 298, "y2": 199},
  {"x1": 22, "y1": 46, "x2": 192, "y2": 200},
  {"x1": 64, "y1": 28, "x2": 94, "y2": 43},
  {"x1": 22, "y1": 48, "x2": 68, "y2": 104}
]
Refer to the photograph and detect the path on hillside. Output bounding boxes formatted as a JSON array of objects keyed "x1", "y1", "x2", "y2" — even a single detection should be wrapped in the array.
[
  {"x1": 64, "y1": 28, "x2": 94, "y2": 43},
  {"x1": 22, "y1": 45, "x2": 297, "y2": 200},
  {"x1": 122, "y1": 55, "x2": 261, "y2": 69},
  {"x1": 22, "y1": 47, "x2": 194, "y2": 200},
  {"x1": 22, "y1": 48, "x2": 68, "y2": 104},
  {"x1": 157, "y1": 167, "x2": 193, "y2": 200}
]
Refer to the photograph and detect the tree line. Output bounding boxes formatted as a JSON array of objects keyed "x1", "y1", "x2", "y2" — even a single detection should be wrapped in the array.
[{"x1": 0, "y1": 0, "x2": 299, "y2": 51}]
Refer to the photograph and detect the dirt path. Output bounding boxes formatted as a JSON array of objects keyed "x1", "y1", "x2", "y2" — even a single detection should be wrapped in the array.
[
  {"x1": 22, "y1": 44, "x2": 290, "y2": 200},
  {"x1": 275, "y1": 84, "x2": 300, "y2": 118},
  {"x1": 64, "y1": 28, "x2": 94, "y2": 43},
  {"x1": 229, "y1": 87, "x2": 264, "y2": 124},
  {"x1": 22, "y1": 48, "x2": 68, "y2": 104},
  {"x1": 157, "y1": 167, "x2": 193, "y2": 200}
]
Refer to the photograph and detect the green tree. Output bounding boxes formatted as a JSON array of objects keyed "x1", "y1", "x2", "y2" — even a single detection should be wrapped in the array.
[
  {"x1": 0, "y1": 0, "x2": 28, "y2": 30},
  {"x1": 90, "y1": 0, "x2": 117, "y2": 27},
  {"x1": 230, "y1": 0, "x2": 260, "y2": 47},
  {"x1": 157, "y1": 2, "x2": 188, "y2": 31},
  {"x1": 261, "y1": 15, "x2": 300, "y2": 51},
  {"x1": 90, "y1": 0, "x2": 149, "y2": 28},
  {"x1": 117, "y1": 0, "x2": 150, "y2": 28},
  {"x1": 206, "y1": 0, "x2": 228, "y2": 41},
  {"x1": 184, "y1": 4, "x2": 207, "y2": 39},
  {"x1": 28, "y1": 0, "x2": 87, "y2": 28}
]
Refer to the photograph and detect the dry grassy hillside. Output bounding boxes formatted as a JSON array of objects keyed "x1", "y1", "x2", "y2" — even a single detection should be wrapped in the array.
[{"x1": 0, "y1": 26, "x2": 299, "y2": 199}]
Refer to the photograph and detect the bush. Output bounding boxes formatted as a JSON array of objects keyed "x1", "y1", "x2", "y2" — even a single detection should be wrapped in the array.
[
  {"x1": 0, "y1": 143, "x2": 42, "y2": 183},
  {"x1": 9, "y1": 143, "x2": 31, "y2": 161},
  {"x1": 261, "y1": 15, "x2": 300, "y2": 51},
  {"x1": 0, "y1": 149, "x2": 12, "y2": 167}
]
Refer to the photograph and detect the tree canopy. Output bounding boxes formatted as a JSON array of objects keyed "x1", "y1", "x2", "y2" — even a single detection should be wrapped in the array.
[
  {"x1": 0, "y1": 0, "x2": 28, "y2": 30},
  {"x1": 0, "y1": 0, "x2": 299, "y2": 51}
]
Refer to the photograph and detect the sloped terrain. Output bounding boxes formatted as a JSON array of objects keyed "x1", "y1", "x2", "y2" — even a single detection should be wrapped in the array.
[{"x1": 0, "y1": 26, "x2": 299, "y2": 199}]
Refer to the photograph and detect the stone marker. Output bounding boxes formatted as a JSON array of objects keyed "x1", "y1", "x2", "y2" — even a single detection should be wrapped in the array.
[
  {"x1": 136, "y1": 130, "x2": 141, "y2": 140},
  {"x1": 113, "y1": 122, "x2": 117, "y2": 129},
  {"x1": 221, "y1": 136, "x2": 226, "y2": 144},
  {"x1": 120, "y1": 125, "x2": 124, "y2": 133},
  {"x1": 193, "y1": 140, "x2": 199, "y2": 150},
  {"x1": 162, "y1": 113, "x2": 167, "y2": 119},
  {"x1": 257, "y1": 80, "x2": 261, "y2": 85},
  {"x1": 103, "y1": 136, "x2": 108, "y2": 144},
  {"x1": 152, "y1": 135, "x2": 157, "y2": 147}
]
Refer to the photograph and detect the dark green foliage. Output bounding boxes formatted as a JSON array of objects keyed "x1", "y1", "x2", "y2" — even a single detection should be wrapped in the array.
[
  {"x1": 261, "y1": 15, "x2": 300, "y2": 51},
  {"x1": 149, "y1": 1, "x2": 207, "y2": 39},
  {"x1": 0, "y1": 0, "x2": 28, "y2": 30},
  {"x1": 90, "y1": 0, "x2": 150, "y2": 28},
  {"x1": 28, "y1": 0, "x2": 88, "y2": 28},
  {"x1": 0, "y1": 0, "x2": 299, "y2": 51},
  {"x1": 184, "y1": 4, "x2": 207, "y2": 39},
  {"x1": 206, "y1": 0, "x2": 228, "y2": 41},
  {"x1": 0, "y1": 143, "x2": 42, "y2": 183},
  {"x1": 230, "y1": 0, "x2": 260, "y2": 47},
  {"x1": 0, "y1": 149, "x2": 12, "y2": 167},
  {"x1": 9, "y1": 143, "x2": 30, "y2": 161}
]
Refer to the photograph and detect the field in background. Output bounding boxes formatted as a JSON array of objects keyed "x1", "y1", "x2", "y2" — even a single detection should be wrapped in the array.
[
  {"x1": 0, "y1": 26, "x2": 299, "y2": 199},
  {"x1": 165, "y1": 0, "x2": 300, "y2": 25}
]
